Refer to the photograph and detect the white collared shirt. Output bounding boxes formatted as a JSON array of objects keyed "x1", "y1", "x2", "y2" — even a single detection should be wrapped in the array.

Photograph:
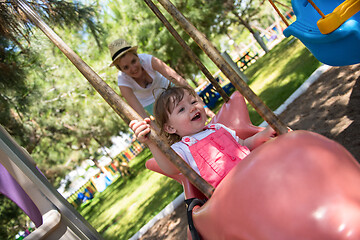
[{"x1": 117, "y1": 53, "x2": 169, "y2": 107}]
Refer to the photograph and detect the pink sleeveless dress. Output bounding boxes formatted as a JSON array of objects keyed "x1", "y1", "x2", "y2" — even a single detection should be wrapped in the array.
[{"x1": 182, "y1": 125, "x2": 250, "y2": 188}]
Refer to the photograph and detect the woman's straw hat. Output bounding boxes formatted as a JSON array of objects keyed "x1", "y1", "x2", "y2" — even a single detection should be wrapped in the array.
[{"x1": 108, "y1": 39, "x2": 138, "y2": 67}]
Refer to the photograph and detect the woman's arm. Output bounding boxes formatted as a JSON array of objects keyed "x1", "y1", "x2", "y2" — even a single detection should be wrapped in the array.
[
  {"x1": 129, "y1": 118, "x2": 180, "y2": 175},
  {"x1": 151, "y1": 56, "x2": 187, "y2": 86},
  {"x1": 119, "y1": 86, "x2": 149, "y2": 119},
  {"x1": 152, "y1": 56, "x2": 215, "y2": 118}
]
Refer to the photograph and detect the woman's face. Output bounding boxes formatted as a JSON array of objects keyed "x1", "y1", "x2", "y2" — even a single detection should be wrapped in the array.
[{"x1": 115, "y1": 52, "x2": 142, "y2": 79}]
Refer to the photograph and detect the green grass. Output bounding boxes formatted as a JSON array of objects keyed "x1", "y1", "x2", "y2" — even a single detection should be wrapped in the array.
[
  {"x1": 78, "y1": 149, "x2": 183, "y2": 239},
  {"x1": 77, "y1": 37, "x2": 322, "y2": 239},
  {"x1": 244, "y1": 37, "x2": 322, "y2": 125},
  {"x1": 213, "y1": 37, "x2": 322, "y2": 125}
]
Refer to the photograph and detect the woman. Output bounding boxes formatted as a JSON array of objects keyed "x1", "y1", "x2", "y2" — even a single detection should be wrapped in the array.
[{"x1": 108, "y1": 38, "x2": 215, "y2": 119}]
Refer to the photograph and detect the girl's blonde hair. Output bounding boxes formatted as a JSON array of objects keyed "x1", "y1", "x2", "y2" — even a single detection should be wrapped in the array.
[{"x1": 154, "y1": 85, "x2": 198, "y2": 144}]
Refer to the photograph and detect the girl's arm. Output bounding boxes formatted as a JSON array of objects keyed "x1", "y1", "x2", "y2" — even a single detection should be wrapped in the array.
[
  {"x1": 146, "y1": 142, "x2": 180, "y2": 175},
  {"x1": 120, "y1": 86, "x2": 149, "y2": 119},
  {"x1": 242, "y1": 125, "x2": 277, "y2": 150},
  {"x1": 129, "y1": 118, "x2": 180, "y2": 175}
]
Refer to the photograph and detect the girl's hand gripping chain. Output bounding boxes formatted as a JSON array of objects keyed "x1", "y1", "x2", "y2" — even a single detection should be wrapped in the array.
[{"x1": 129, "y1": 118, "x2": 152, "y2": 144}]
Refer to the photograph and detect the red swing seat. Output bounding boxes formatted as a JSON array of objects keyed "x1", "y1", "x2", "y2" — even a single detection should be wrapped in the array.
[{"x1": 146, "y1": 91, "x2": 360, "y2": 239}]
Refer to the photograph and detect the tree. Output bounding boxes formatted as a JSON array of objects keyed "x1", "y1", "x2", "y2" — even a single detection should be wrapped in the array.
[
  {"x1": 221, "y1": 0, "x2": 271, "y2": 53},
  {"x1": 0, "y1": 1, "x2": 113, "y2": 238},
  {"x1": 0, "y1": 0, "x2": 132, "y2": 182},
  {"x1": 0, "y1": 195, "x2": 27, "y2": 239},
  {"x1": 103, "y1": 0, "x2": 226, "y2": 85},
  {"x1": 0, "y1": 0, "x2": 103, "y2": 150}
]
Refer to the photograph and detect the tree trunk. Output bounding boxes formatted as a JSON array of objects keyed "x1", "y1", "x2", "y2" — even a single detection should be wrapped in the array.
[
  {"x1": 189, "y1": 77, "x2": 198, "y2": 88},
  {"x1": 235, "y1": 13, "x2": 269, "y2": 53},
  {"x1": 253, "y1": 31, "x2": 269, "y2": 53}
]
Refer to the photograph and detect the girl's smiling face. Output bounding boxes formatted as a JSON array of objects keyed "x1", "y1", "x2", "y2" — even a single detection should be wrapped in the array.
[{"x1": 164, "y1": 91, "x2": 207, "y2": 138}]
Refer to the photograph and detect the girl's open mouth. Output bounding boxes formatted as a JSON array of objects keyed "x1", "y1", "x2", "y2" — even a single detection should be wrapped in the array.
[{"x1": 191, "y1": 112, "x2": 201, "y2": 121}]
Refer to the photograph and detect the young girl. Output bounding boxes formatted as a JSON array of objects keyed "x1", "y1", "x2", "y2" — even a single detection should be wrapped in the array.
[{"x1": 130, "y1": 85, "x2": 277, "y2": 187}]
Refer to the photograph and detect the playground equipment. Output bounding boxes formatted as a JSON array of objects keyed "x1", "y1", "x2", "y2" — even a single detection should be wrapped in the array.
[
  {"x1": 316, "y1": 0, "x2": 360, "y2": 34},
  {"x1": 190, "y1": 130, "x2": 360, "y2": 239},
  {"x1": 236, "y1": 51, "x2": 259, "y2": 71},
  {"x1": 145, "y1": 1, "x2": 360, "y2": 238},
  {"x1": 4, "y1": 0, "x2": 360, "y2": 239},
  {"x1": 282, "y1": 0, "x2": 360, "y2": 66},
  {"x1": 0, "y1": 126, "x2": 104, "y2": 239},
  {"x1": 147, "y1": 88, "x2": 360, "y2": 240},
  {"x1": 198, "y1": 83, "x2": 221, "y2": 109},
  {"x1": 77, "y1": 188, "x2": 94, "y2": 204}
]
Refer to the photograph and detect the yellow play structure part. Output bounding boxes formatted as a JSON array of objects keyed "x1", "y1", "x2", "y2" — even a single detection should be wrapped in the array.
[{"x1": 317, "y1": 0, "x2": 360, "y2": 34}]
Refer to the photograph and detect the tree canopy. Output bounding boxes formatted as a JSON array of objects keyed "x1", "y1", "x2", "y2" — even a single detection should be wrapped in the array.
[{"x1": 0, "y1": 0, "x2": 124, "y2": 180}]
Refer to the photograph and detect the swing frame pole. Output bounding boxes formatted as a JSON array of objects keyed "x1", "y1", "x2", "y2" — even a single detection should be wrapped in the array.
[
  {"x1": 14, "y1": 0, "x2": 214, "y2": 198},
  {"x1": 268, "y1": 0, "x2": 290, "y2": 27},
  {"x1": 156, "y1": 0, "x2": 289, "y2": 135},
  {"x1": 307, "y1": 0, "x2": 326, "y2": 18},
  {"x1": 144, "y1": 0, "x2": 230, "y2": 102}
]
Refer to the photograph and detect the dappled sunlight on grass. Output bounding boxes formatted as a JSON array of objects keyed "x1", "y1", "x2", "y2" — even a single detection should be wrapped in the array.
[
  {"x1": 78, "y1": 148, "x2": 183, "y2": 239},
  {"x1": 244, "y1": 37, "x2": 322, "y2": 125},
  {"x1": 101, "y1": 175, "x2": 182, "y2": 239},
  {"x1": 250, "y1": 71, "x2": 279, "y2": 93}
]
